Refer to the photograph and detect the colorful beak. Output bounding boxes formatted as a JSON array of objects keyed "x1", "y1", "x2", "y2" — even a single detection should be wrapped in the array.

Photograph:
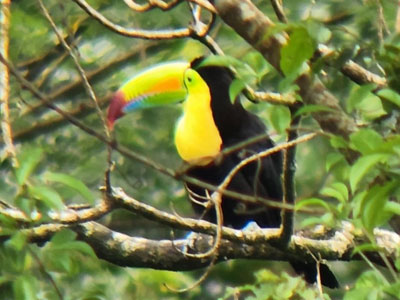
[{"x1": 107, "y1": 62, "x2": 190, "y2": 129}]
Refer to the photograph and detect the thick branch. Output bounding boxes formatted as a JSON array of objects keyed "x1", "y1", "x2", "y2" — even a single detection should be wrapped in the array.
[{"x1": 17, "y1": 221, "x2": 400, "y2": 271}]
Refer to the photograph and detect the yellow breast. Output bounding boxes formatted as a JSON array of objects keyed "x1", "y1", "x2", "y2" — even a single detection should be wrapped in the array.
[{"x1": 174, "y1": 71, "x2": 222, "y2": 166}]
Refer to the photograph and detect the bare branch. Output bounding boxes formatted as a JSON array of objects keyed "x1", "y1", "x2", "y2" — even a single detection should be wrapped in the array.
[
  {"x1": 317, "y1": 45, "x2": 387, "y2": 89},
  {"x1": 244, "y1": 89, "x2": 297, "y2": 105}
]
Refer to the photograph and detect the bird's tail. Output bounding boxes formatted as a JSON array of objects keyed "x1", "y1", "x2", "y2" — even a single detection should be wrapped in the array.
[{"x1": 290, "y1": 261, "x2": 339, "y2": 288}]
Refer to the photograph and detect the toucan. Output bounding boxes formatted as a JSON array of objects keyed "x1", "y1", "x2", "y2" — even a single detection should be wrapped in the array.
[{"x1": 107, "y1": 57, "x2": 339, "y2": 288}]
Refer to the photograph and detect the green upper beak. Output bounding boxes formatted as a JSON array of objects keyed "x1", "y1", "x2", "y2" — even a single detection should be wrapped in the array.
[{"x1": 107, "y1": 61, "x2": 190, "y2": 128}]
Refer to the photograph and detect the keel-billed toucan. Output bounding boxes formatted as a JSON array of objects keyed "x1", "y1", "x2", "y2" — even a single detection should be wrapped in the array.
[{"x1": 107, "y1": 57, "x2": 338, "y2": 288}]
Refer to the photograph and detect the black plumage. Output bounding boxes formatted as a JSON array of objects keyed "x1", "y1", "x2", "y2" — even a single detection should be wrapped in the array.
[{"x1": 184, "y1": 58, "x2": 339, "y2": 288}]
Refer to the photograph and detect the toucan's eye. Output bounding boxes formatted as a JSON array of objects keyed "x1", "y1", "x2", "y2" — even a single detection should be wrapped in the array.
[{"x1": 187, "y1": 76, "x2": 192, "y2": 83}]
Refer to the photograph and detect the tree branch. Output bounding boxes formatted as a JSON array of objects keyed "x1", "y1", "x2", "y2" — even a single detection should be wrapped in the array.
[
  {"x1": 0, "y1": 0, "x2": 17, "y2": 167},
  {"x1": 12, "y1": 220, "x2": 400, "y2": 272},
  {"x1": 124, "y1": 0, "x2": 216, "y2": 13},
  {"x1": 72, "y1": 0, "x2": 213, "y2": 39}
]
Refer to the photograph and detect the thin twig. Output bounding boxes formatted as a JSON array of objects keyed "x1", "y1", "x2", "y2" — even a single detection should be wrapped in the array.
[
  {"x1": 164, "y1": 255, "x2": 217, "y2": 292},
  {"x1": 22, "y1": 41, "x2": 158, "y2": 116},
  {"x1": 0, "y1": 0, "x2": 17, "y2": 167},
  {"x1": 38, "y1": 0, "x2": 109, "y2": 138},
  {"x1": 175, "y1": 191, "x2": 223, "y2": 259},
  {"x1": 270, "y1": 0, "x2": 288, "y2": 23},
  {"x1": 216, "y1": 133, "x2": 317, "y2": 209}
]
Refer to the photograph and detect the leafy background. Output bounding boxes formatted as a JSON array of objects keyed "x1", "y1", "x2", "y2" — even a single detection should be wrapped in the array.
[{"x1": 1, "y1": 0, "x2": 400, "y2": 299}]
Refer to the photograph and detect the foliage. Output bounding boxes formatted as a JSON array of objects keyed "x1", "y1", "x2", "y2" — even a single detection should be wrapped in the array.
[{"x1": 1, "y1": 0, "x2": 400, "y2": 299}]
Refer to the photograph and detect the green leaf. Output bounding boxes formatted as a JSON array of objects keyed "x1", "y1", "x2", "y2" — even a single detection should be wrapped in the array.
[
  {"x1": 51, "y1": 229, "x2": 77, "y2": 245},
  {"x1": 349, "y1": 153, "x2": 389, "y2": 192},
  {"x1": 383, "y1": 201, "x2": 400, "y2": 216},
  {"x1": 43, "y1": 229, "x2": 96, "y2": 273},
  {"x1": 43, "y1": 172, "x2": 95, "y2": 204},
  {"x1": 28, "y1": 185, "x2": 64, "y2": 210},
  {"x1": 330, "y1": 135, "x2": 348, "y2": 149},
  {"x1": 358, "y1": 94, "x2": 386, "y2": 121},
  {"x1": 15, "y1": 148, "x2": 43, "y2": 186},
  {"x1": 352, "y1": 243, "x2": 380, "y2": 256},
  {"x1": 377, "y1": 88, "x2": 400, "y2": 108},
  {"x1": 384, "y1": 281, "x2": 400, "y2": 299},
  {"x1": 325, "y1": 152, "x2": 345, "y2": 171},
  {"x1": 268, "y1": 105, "x2": 291, "y2": 135},
  {"x1": 280, "y1": 27, "x2": 315, "y2": 77},
  {"x1": 295, "y1": 197, "x2": 331, "y2": 211},
  {"x1": 293, "y1": 104, "x2": 335, "y2": 117},
  {"x1": 7, "y1": 231, "x2": 28, "y2": 251},
  {"x1": 352, "y1": 190, "x2": 367, "y2": 219},
  {"x1": 361, "y1": 181, "x2": 397, "y2": 232},
  {"x1": 350, "y1": 129, "x2": 384, "y2": 155},
  {"x1": 229, "y1": 79, "x2": 246, "y2": 103},
  {"x1": 321, "y1": 182, "x2": 348, "y2": 203},
  {"x1": 346, "y1": 84, "x2": 375, "y2": 113},
  {"x1": 50, "y1": 240, "x2": 96, "y2": 257},
  {"x1": 13, "y1": 275, "x2": 38, "y2": 300},
  {"x1": 49, "y1": 230, "x2": 96, "y2": 257}
]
